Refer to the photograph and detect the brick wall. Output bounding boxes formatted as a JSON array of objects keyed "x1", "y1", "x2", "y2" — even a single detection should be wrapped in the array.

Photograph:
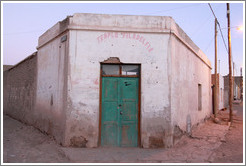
[{"x1": 3, "y1": 52, "x2": 37, "y2": 125}]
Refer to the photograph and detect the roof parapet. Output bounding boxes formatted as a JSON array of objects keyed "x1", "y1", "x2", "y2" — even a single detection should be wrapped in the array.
[{"x1": 37, "y1": 13, "x2": 211, "y2": 68}]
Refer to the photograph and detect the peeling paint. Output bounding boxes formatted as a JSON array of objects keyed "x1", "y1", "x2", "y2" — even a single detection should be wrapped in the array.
[{"x1": 70, "y1": 136, "x2": 88, "y2": 147}]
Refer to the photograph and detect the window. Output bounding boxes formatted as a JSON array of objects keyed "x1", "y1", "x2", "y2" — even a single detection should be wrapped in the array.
[
  {"x1": 122, "y1": 65, "x2": 139, "y2": 76},
  {"x1": 101, "y1": 64, "x2": 140, "y2": 77},
  {"x1": 198, "y1": 84, "x2": 202, "y2": 111},
  {"x1": 102, "y1": 65, "x2": 119, "y2": 75}
]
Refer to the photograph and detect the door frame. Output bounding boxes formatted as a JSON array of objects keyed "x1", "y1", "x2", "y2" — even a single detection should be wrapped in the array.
[{"x1": 99, "y1": 63, "x2": 141, "y2": 147}]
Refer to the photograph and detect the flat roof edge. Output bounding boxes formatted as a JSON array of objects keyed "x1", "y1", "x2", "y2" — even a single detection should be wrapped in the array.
[
  {"x1": 171, "y1": 31, "x2": 211, "y2": 69},
  {"x1": 37, "y1": 13, "x2": 211, "y2": 69}
]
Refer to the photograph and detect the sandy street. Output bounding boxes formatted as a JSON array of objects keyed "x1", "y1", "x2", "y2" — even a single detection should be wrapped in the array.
[{"x1": 2, "y1": 102, "x2": 243, "y2": 163}]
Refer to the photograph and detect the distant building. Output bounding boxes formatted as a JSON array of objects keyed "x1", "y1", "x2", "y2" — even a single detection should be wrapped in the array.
[
  {"x1": 233, "y1": 76, "x2": 243, "y2": 100},
  {"x1": 4, "y1": 13, "x2": 212, "y2": 148},
  {"x1": 211, "y1": 73, "x2": 225, "y2": 111},
  {"x1": 223, "y1": 74, "x2": 243, "y2": 107},
  {"x1": 3, "y1": 65, "x2": 13, "y2": 71}
]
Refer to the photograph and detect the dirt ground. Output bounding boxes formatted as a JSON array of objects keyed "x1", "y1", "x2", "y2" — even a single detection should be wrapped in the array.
[
  {"x1": 3, "y1": 115, "x2": 70, "y2": 163},
  {"x1": 210, "y1": 101, "x2": 244, "y2": 163},
  {"x1": 2, "y1": 102, "x2": 244, "y2": 164}
]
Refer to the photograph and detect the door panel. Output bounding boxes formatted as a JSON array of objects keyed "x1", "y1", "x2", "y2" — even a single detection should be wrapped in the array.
[
  {"x1": 119, "y1": 78, "x2": 138, "y2": 147},
  {"x1": 120, "y1": 79, "x2": 138, "y2": 100},
  {"x1": 122, "y1": 102, "x2": 136, "y2": 121},
  {"x1": 103, "y1": 79, "x2": 118, "y2": 100},
  {"x1": 103, "y1": 102, "x2": 118, "y2": 121},
  {"x1": 101, "y1": 77, "x2": 139, "y2": 147},
  {"x1": 120, "y1": 123, "x2": 138, "y2": 147},
  {"x1": 101, "y1": 123, "x2": 118, "y2": 146},
  {"x1": 101, "y1": 78, "x2": 119, "y2": 146}
]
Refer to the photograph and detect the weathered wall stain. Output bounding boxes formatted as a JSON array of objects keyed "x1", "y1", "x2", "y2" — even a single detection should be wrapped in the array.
[
  {"x1": 70, "y1": 136, "x2": 88, "y2": 147},
  {"x1": 94, "y1": 78, "x2": 99, "y2": 85},
  {"x1": 97, "y1": 32, "x2": 154, "y2": 52},
  {"x1": 149, "y1": 136, "x2": 164, "y2": 148}
]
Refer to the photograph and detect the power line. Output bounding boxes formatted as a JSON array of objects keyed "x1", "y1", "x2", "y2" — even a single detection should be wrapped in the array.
[
  {"x1": 208, "y1": 3, "x2": 228, "y2": 54},
  {"x1": 221, "y1": 25, "x2": 242, "y2": 29},
  {"x1": 217, "y1": 22, "x2": 228, "y2": 53},
  {"x1": 143, "y1": 4, "x2": 202, "y2": 15},
  {"x1": 192, "y1": 15, "x2": 211, "y2": 38},
  {"x1": 208, "y1": 4, "x2": 236, "y2": 78},
  {"x1": 208, "y1": 3, "x2": 217, "y2": 19},
  {"x1": 204, "y1": 35, "x2": 215, "y2": 52}
]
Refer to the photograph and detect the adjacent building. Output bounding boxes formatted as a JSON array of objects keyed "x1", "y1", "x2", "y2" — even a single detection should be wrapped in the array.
[
  {"x1": 3, "y1": 65, "x2": 13, "y2": 71},
  {"x1": 211, "y1": 73, "x2": 225, "y2": 111},
  {"x1": 224, "y1": 74, "x2": 243, "y2": 108},
  {"x1": 4, "y1": 13, "x2": 212, "y2": 148}
]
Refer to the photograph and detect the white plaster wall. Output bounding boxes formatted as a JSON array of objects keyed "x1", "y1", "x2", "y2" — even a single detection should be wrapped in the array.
[
  {"x1": 218, "y1": 74, "x2": 224, "y2": 110},
  {"x1": 69, "y1": 13, "x2": 171, "y2": 33},
  {"x1": 170, "y1": 34, "x2": 212, "y2": 137},
  {"x1": 35, "y1": 13, "x2": 212, "y2": 148},
  {"x1": 36, "y1": 33, "x2": 68, "y2": 144},
  {"x1": 8, "y1": 13, "x2": 213, "y2": 149},
  {"x1": 65, "y1": 30, "x2": 171, "y2": 148}
]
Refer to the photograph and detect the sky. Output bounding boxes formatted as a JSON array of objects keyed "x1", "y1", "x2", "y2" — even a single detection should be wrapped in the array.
[{"x1": 1, "y1": 1, "x2": 244, "y2": 76}]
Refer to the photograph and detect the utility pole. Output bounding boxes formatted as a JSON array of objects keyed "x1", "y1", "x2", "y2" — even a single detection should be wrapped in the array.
[
  {"x1": 233, "y1": 62, "x2": 235, "y2": 99},
  {"x1": 219, "y1": 60, "x2": 220, "y2": 74},
  {"x1": 214, "y1": 18, "x2": 218, "y2": 118},
  {"x1": 227, "y1": 3, "x2": 233, "y2": 123}
]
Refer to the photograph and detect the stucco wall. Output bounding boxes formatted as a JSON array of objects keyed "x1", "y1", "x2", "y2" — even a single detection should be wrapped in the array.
[
  {"x1": 212, "y1": 74, "x2": 225, "y2": 110},
  {"x1": 218, "y1": 74, "x2": 224, "y2": 110},
  {"x1": 3, "y1": 53, "x2": 37, "y2": 125},
  {"x1": 170, "y1": 34, "x2": 212, "y2": 142},
  {"x1": 35, "y1": 32, "x2": 68, "y2": 145},
  {"x1": 224, "y1": 75, "x2": 229, "y2": 108},
  {"x1": 6, "y1": 13, "x2": 212, "y2": 149},
  {"x1": 62, "y1": 13, "x2": 211, "y2": 148},
  {"x1": 65, "y1": 30, "x2": 172, "y2": 148},
  {"x1": 224, "y1": 76, "x2": 243, "y2": 108}
]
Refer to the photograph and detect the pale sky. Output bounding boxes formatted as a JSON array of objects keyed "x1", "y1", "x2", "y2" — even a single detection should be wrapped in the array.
[{"x1": 2, "y1": 1, "x2": 244, "y2": 76}]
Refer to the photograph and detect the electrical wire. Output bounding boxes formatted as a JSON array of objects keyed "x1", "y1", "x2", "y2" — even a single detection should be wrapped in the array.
[
  {"x1": 208, "y1": 3, "x2": 217, "y2": 19},
  {"x1": 204, "y1": 35, "x2": 215, "y2": 52},
  {"x1": 208, "y1": 3, "x2": 229, "y2": 54},
  {"x1": 217, "y1": 22, "x2": 228, "y2": 53},
  {"x1": 192, "y1": 16, "x2": 211, "y2": 38},
  {"x1": 208, "y1": 3, "x2": 237, "y2": 76},
  {"x1": 143, "y1": 3, "x2": 202, "y2": 15}
]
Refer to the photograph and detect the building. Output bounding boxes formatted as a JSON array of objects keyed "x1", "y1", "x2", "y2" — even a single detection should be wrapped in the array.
[
  {"x1": 211, "y1": 73, "x2": 225, "y2": 111},
  {"x1": 3, "y1": 13, "x2": 212, "y2": 148},
  {"x1": 224, "y1": 75, "x2": 243, "y2": 107},
  {"x1": 3, "y1": 65, "x2": 13, "y2": 71},
  {"x1": 233, "y1": 76, "x2": 243, "y2": 100}
]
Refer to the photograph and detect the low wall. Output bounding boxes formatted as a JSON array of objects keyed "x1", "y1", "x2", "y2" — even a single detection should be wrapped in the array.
[
  {"x1": 3, "y1": 52, "x2": 37, "y2": 125},
  {"x1": 4, "y1": 46, "x2": 67, "y2": 145}
]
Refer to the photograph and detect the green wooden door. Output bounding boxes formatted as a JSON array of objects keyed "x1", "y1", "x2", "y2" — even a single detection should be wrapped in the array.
[{"x1": 101, "y1": 77, "x2": 139, "y2": 147}]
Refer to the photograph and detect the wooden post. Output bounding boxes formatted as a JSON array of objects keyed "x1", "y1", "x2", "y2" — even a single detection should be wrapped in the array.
[
  {"x1": 214, "y1": 18, "x2": 218, "y2": 118},
  {"x1": 233, "y1": 62, "x2": 235, "y2": 99},
  {"x1": 227, "y1": 3, "x2": 233, "y2": 123},
  {"x1": 219, "y1": 60, "x2": 220, "y2": 74}
]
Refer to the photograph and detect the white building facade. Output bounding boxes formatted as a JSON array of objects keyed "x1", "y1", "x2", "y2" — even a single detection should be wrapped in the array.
[{"x1": 5, "y1": 13, "x2": 212, "y2": 148}]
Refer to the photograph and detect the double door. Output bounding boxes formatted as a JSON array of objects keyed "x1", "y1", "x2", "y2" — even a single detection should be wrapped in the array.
[{"x1": 101, "y1": 77, "x2": 139, "y2": 147}]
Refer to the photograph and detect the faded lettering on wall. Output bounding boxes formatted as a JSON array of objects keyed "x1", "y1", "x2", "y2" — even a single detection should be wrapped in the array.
[{"x1": 97, "y1": 32, "x2": 154, "y2": 53}]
